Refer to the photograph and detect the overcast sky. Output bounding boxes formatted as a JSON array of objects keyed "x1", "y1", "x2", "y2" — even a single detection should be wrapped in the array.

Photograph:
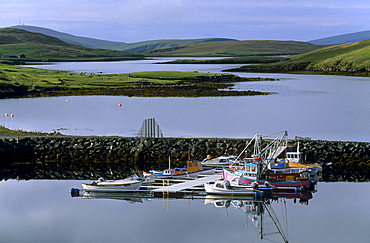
[{"x1": 1, "y1": 0, "x2": 369, "y2": 43}]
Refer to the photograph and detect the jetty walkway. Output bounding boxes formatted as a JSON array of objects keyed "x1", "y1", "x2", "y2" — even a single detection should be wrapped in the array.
[{"x1": 148, "y1": 174, "x2": 222, "y2": 193}]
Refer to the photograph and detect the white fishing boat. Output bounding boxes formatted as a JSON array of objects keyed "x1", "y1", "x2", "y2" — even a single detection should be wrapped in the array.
[
  {"x1": 82, "y1": 174, "x2": 143, "y2": 192},
  {"x1": 204, "y1": 180, "x2": 264, "y2": 197},
  {"x1": 223, "y1": 132, "x2": 316, "y2": 189},
  {"x1": 284, "y1": 142, "x2": 323, "y2": 174}
]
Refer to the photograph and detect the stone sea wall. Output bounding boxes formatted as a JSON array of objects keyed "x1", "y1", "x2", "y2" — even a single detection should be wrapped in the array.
[{"x1": 0, "y1": 136, "x2": 369, "y2": 181}]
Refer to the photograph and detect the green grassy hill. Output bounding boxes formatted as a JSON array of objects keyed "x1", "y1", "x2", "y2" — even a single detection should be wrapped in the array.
[
  {"x1": 10, "y1": 25, "x2": 126, "y2": 49},
  {"x1": 226, "y1": 39, "x2": 370, "y2": 75},
  {"x1": 0, "y1": 28, "x2": 141, "y2": 61},
  {"x1": 114, "y1": 38, "x2": 237, "y2": 52},
  {"x1": 145, "y1": 40, "x2": 326, "y2": 57}
]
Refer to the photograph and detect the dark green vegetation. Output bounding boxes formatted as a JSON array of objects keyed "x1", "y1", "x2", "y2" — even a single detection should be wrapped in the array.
[
  {"x1": 309, "y1": 30, "x2": 370, "y2": 45},
  {"x1": 0, "y1": 64, "x2": 275, "y2": 98},
  {"x1": 0, "y1": 28, "x2": 141, "y2": 62},
  {"x1": 226, "y1": 39, "x2": 370, "y2": 76},
  {"x1": 145, "y1": 40, "x2": 326, "y2": 56},
  {"x1": 10, "y1": 25, "x2": 126, "y2": 49}
]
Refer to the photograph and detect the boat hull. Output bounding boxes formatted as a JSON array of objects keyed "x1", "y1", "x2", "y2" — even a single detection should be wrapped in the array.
[
  {"x1": 222, "y1": 169, "x2": 313, "y2": 189},
  {"x1": 82, "y1": 180, "x2": 142, "y2": 192},
  {"x1": 204, "y1": 182, "x2": 263, "y2": 197}
]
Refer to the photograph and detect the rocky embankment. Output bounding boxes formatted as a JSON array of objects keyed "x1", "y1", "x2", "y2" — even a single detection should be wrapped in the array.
[{"x1": 0, "y1": 136, "x2": 369, "y2": 181}]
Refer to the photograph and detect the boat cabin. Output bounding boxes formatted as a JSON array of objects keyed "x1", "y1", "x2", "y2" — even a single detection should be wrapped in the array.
[
  {"x1": 285, "y1": 151, "x2": 303, "y2": 163},
  {"x1": 174, "y1": 161, "x2": 203, "y2": 174}
]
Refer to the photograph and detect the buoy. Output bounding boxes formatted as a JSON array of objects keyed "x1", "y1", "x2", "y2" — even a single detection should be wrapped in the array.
[
  {"x1": 5, "y1": 113, "x2": 9, "y2": 116},
  {"x1": 10, "y1": 114, "x2": 14, "y2": 117},
  {"x1": 118, "y1": 104, "x2": 123, "y2": 107}
]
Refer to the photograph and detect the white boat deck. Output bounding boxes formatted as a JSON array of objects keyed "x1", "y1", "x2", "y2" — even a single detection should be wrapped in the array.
[{"x1": 151, "y1": 174, "x2": 221, "y2": 193}]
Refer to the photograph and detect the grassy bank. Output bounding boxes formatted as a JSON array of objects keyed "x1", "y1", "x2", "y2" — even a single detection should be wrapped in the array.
[
  {"x1": 225, "y1": 39, "x2": 370, "y2": 76},
  {"x1": 0, "y1": 125, "x2": 59, "y2": 136},
  {"x1": 0, "y1": 64, "x2": 276, "y2": 98}
]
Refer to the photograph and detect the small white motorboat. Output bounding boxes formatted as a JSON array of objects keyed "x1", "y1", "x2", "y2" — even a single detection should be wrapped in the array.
[
  {"x1": 204, "y1": 180, "x2": 264, "y2": 197},
  {"x1": 82, "y1": 174, "x2": 143, "y2": 192}
]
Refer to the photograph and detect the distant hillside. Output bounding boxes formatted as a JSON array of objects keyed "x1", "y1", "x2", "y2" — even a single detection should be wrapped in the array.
[
  {"x1": 115, "y1": 38, "x2": 237, "y2": 52},
  {"x1": 309, "y1": 30, "x2": 370, "y2": 45},
  {"x1": 144, "y1": 40, "x2": 326, "y2": 57},
  {"x1": 9, "y1": 25, "x2": 126, "y2": 49},
  {"x1": 227, "y1": 39, "x2": 370, "y2": 75},
  {"x1": 0, "y1": 28, "x2": 140, "y2": 60}
]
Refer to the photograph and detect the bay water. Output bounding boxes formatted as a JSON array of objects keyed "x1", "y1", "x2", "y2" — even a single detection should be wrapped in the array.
[
  {"x1": 2, "y1": 58, "x2": 370, "y2": 142},
  {"x1": 0, "y1": 58, "x2": 369, "y2": 243}
]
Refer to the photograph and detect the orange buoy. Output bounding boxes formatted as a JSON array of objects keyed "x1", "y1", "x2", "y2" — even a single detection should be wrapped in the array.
[
  {"x1": 118, "y1": 104, "x2": 123, "y2": 107},
  {"x1": 10, "y1": 114, "x2": 14, "y2": 117},
  {"x1": 5, "y1": 113, "x2": 9, "y2": 116}
]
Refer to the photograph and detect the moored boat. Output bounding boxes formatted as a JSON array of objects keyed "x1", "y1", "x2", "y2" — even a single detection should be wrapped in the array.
[
  {"x1": 82, "y1": 174, "x2": 143, "y2": 192},
  {"x1": 284, "y1": 142, "x2": 323, "y2": 174},
  {"x1": 143, "y1": 160, "x2": 203, "y2": 179},
  {"x1": 223, "y1": 132, "x2": 316, "y2": 189},
  {"x1": 204, "y1": 180, "x2": 265, "y2": 197}
]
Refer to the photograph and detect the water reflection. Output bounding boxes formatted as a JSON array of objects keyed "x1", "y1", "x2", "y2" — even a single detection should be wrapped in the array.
[
  {"x1": 71, "y1": 184, "x2": 316, "y2": 243},
  {"x1": 2, "y1": 180, "x2": 368, "y2": 243}
]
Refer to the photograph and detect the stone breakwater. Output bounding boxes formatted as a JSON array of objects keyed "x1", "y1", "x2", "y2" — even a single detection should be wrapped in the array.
[{"x1": 0, "y1": 136, "x2": 369, "y2": 181}]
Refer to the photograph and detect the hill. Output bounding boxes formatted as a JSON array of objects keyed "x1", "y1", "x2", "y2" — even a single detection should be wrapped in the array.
[
  {"x1": 114, "y1": 38, "x2": 237, "y2": 52},
  {"x1": 9, "y1": 25, "x2": 126, "y2": 49},
  {"x1": 144, "y1": 40, "x2": 326, "y2": 57},
  {"x1": 309, "y1": 30, "x2": 370, "y2": 45},
  {"x1": 0, "y1": 28, "x2": 141, "y2": 60},
  {"x1": 226, "y1": 39, "x2": 370, "y2": 75},
  {"x1": 8, "y1": 25, "x2": 237, "y2": 52}
]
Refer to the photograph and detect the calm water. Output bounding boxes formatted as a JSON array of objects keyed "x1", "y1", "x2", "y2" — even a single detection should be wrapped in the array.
[
  {"x1": 0, "y1": 180, "x2": 369, "y2": 243},
  {"x1": 1, "y1": 60, "x2": 370, "y2": 242},
  {"x1": 1, "y1": 58, "x2": 369, "y2": 141}
]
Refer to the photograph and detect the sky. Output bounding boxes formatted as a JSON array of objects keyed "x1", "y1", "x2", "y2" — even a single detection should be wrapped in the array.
[{"x1": 1, "y1": 0, "x2": 369, "y2": 43}]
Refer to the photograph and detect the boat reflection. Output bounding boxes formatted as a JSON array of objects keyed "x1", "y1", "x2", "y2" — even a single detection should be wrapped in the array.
[
  {"x1": 78, "y1": 191, "x2": 151, "y2": 204},
  {"x1": 71, "y1": 183, "x2": 317, "y2": 243},
  {"x1": 204, "y1": 189, "x2": 314, "y2": 243}
]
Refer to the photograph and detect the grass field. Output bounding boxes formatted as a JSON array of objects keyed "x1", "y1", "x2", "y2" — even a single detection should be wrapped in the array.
[
  {"x1": 0, "y1": 65, "x2": 236, "y2": 89},
  {"x1": 1, "y1": 64, "x2": 276, "y2": 98}
]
